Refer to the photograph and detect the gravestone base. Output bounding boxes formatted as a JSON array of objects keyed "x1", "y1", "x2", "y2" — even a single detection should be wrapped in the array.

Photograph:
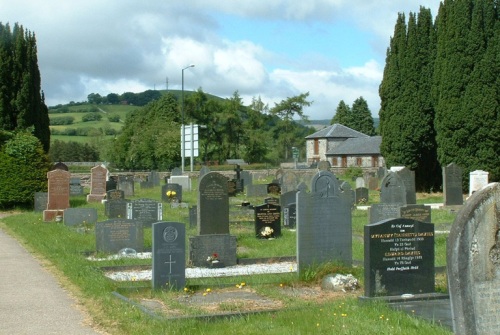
[
  {"x1": 43, "y1": 210, "x2": 63, "y2": 222},
  {"x1": 87, "y1": 194, "x2": 105, "y2": 203},
  {"x1": 358, "y1": 292, "x2": 448, "y2": 303},
  {"x1": 189, "y1": 235, "x2": 237, "y2": 267}
]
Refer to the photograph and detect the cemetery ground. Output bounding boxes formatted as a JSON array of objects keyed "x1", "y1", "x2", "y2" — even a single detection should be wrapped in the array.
[{"x1": 0, "y1": 177, "x2": 454, "y2": 335}]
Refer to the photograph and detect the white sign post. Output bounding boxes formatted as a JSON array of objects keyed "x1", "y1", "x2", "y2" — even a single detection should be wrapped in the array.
[{"x1": 180, "y1": 124, "x2": 199, "y2": 172}]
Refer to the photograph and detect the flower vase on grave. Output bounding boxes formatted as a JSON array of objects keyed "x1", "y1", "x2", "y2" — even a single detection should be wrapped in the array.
[
  {"x1": 259, "y1": 226, "x2": 275, "y2": 239},
  {"x1": 206, "y1": 253, "x2": 224, "y2": 268}
]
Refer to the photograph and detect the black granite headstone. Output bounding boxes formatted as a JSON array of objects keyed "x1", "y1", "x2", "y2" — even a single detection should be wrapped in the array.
[
  {"x1": 355, "y1": 187, "x2": 369, "y2": 204},
  {"x1": 364, "y1": 218, "x2": 434, "y2": 297},
  {"x1": 254, "y1": 203, "x2": 281, "y2": 238},
  {"x1": 162, "y1": 183, "x2": 182, "y2": 203},
  {"x1": 152, "y1": 221, "x2": 185, "y2": 290},
  {"x1": 189, "y1": 234, "x2": 237, "y2": 267},
  {"x1": 399, "y1": 204, "x2": 431, "y2": 223},
  {"x1": 95, "y1": 218, "x2": 144, "y2": 253},
  {"x1": 443, "y1": 163, "x2": 463, "y2": 206},
  {"x1": 283, "y1": 203, "x2": 296, "y2": 229},
  {"x1": 105, "y1": 199, "x2": 129, "y2": 218}
]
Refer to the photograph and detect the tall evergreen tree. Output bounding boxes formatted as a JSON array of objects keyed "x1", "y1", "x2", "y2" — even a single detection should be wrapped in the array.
[
  {"x1": 0, "y1": 23, "x2": 49, "y2": 151},
  {"x1": 350, "y1": 97, "x2": 375, "y2": 135},
  {"x1": 331, "y1": 100, "x2": 352, "y2": 126}
]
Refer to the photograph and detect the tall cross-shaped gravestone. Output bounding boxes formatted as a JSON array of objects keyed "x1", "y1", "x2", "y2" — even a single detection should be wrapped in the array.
[
  {"x1": 296, "y1": 170, "x2": 352, "y2": 274},
  {"x1": 152, "y1": 221, "x2": 185, "y2": 290}
]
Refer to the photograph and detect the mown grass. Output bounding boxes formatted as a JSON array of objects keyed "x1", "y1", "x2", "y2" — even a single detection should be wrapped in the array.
[{"x1": 0, "y1": 176, "x2": 454, "y2": 335}]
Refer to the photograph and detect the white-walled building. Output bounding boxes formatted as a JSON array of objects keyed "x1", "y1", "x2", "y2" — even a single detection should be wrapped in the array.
[{"x1": 305, "y1": 124, "x2": 384, "y2": 169}]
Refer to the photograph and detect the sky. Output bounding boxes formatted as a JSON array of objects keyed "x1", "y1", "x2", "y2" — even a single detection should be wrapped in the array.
[{"x1": 1, "y1": 0, "x2": 442, "y2": 119}]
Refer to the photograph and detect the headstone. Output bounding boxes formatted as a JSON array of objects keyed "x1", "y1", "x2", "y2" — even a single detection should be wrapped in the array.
[
  {"x1": 264, "y1": 197, "x2": 279, "y2": 205},
  {"x1": 363, "y1": 218, "x2": 434, "y2": 297},
  {"x1": 341, "y1": 181, "x2": 355, "y2": 208},
  {"x1": 297, "y1": 171, "x2": 352, "y2": 274},
  {"x1": 168, "y1": 176, "x2": 191, "y2": 191},
  {"x1": 43, "y1": 169, "x2": 70, "y2": 221},
  {"x1": 95, "y1": 218, "x2": 144, "y2": 253},
  {"x1": 377, "y1": 167, "x2": 387, "y2": 179},
  {"x1": 140, "y1": 180, "x2": 154, "y2": 189},
  {"x1": 254, "y1": 203, "x2": 281, "y2": 238},
  {"x1": 368, "y1": 177, "x2": 379, "y2": 191},
  {"x1": 106, "y1": 189, "x2": 124, "y2": 201},
  {"x1": 469, "y1": 170, "x2": 489, "y2": 196},
  {"x1": 87, "y1": 165, "x2": 108, "y2": 202},
  {"x1": 199, "y1": 166, "x2": 210, "y2": 179},
  {"x1": 149, "y1": 170, "x2": 160, "y2": 186},
  {"x1": 355, "y1": 187, "x2": 369, "y2": 205},
  {"x1": 399, "y1": 204, "x2": 431, "y2": 223},
  {"x1": 69, "y1": 178, "x2": 83, "y2": 196},
  {"x1": 189, "y1": 206, "x2": 197, "y2": 229},
  {"x1": 189, "y1": 234, "x2": 237, "y2": 267},
  {"x1": 267, "y1": 182, "x2": 281, "y2": 195},
  {"x1": 356, "y1": 177, "x2": 365, "y2": 189},
  {"x1": 34, "y1": 192, "x2": 48, "y2": 212},
  {"x1": 171, "y1": 167, "x2": 182, "y2": 176},
  {"x1": 443, "y1": 163, "x2": 463, "y2": 206},
  {"x1": 63, "y1": 208, "x2": 98, "y2": 226},
  {"x1": 197, "y1": 172, "x2": 229, "y2": 235},
  {"x1": 283, "y1": 203, "x2": 296, "y2": 229},
  {"x1": 280, "y1": 190, "x2": 298, "y2": 208},
  {"x1": 227, "y1": 179, "x2": 237, "y2": 197},
  {"x1": 105, "y1": 199, "x2": 129, "y2": 219},
  {"x1": 317, "y1": 160, "x2": 330, "y2": 171},
  {"x1": 380, "y1": 171, "x2": 407, "y2": 206},
  {"x1": 117, "y1": 175, "x2": 134, "y2": 197},
  {"x1": 240, "y1": 171, "x2": 252, "y2": 190},
  {"x1": 106, "y1": 176, "x2": 117, "y2": 192},
  {"x1": 280, "y1": 171, "x2": 299, "y2": 193},
  {"x1": 127, "y1": 198, "x2": 163, "y2": 227},
  {"x1": 152, "y1": 221, "x2": 185, "y2": 290},
  {"x1": 392, "y1": 167, "x2": 416, "y2": 204},
  {"x1": 246, "y1": 184, "x2": 268, "y2": 197},
  {"x1": 447, "y1": 183, "x2": 500, "y2": 334},
  {"x1": 368, "y1": 203, "x2": 401, "y2": 224},
  {"x1": 162, "y1": 183, "x2": 182, "y2": 203}
]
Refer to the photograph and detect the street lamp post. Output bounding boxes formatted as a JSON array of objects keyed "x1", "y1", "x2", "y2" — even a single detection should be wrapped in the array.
[{"x1": 181, "y1": 64, "x2": 194, "y2": 173}]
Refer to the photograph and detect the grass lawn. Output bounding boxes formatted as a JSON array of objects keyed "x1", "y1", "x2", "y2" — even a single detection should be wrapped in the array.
[{"x1": 0, "y1": 176, "x2": 454, "y2": 335}]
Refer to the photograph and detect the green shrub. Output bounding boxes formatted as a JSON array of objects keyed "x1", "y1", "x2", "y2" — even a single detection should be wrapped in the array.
[
  {"x1": 49, "y1": 116, "x2": 74, "y2": 125},
  {"x1": 107, "y1": 114, "x2": 120, "y2": 122},
  {"x1": 81, "y1": 112, "x2": 103, "y2": 122}
]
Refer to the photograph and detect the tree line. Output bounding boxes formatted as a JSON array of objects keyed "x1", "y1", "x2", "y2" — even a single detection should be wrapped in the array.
[{"x1": 379, "y1": 0, "x2": 500, "y2": 191}]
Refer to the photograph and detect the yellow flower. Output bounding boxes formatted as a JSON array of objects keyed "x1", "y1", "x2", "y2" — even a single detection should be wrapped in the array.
[
  {"x1": 240, "y1": 282, "x2": 246, "y2": 286},
  {"x1": 203, "y1": 292, "x2": 207, "y2": 296},
  {"x1": 206, "y1": 288, "x2": 211, "y2": 292},
  {"x1": 184, "y1": 287, "x2": 188, "y2": 292}
]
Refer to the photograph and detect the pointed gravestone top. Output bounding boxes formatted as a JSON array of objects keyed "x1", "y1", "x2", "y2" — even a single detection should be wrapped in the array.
[{"x1": 380, "y1": 171, "x2": 407, "y2": 206}]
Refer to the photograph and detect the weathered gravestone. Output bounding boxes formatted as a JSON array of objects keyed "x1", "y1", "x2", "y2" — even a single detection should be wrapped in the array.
[
  {"x1": 199, "y1": 166, "x2": 210, "y2": 179},
  {"x1": 189, "y1": 206, "x2": 197, "y2": 229},
  {"x1": 43, "y1": 169, "x2": 70, "y2": 221},
  {"x1": 162, "y1": 183, "x2": 182, "y2": 203},
  {"x1": 281, "y1": 171, "x2": 299, "y2": 194},
  {"x1": 254, "y1": 203, "x2": 281, "y2": 238},
  {"x1": 267, "y1": 182, "x2": 281, "y2": 196},
  {"x1": 391, "y1": 167, "x2": 416, "y2": 204},
  {"x1": 149, "y1": 170, "x2": 160, "y2": 186},
  {"x1": 379, "y1": 171, "x2": 407, "y2": 206},
  {"x1": 168, "y1": 176, "x2": 191, "y2": 191},
  {"x1": 197, "y1": 172, "x2": 229, "y2": 235},
  {"x1": 246, "y1": 184, "x2": 268, "y2": 197},
  {"x1": 63, "y1": 208, "x2": 98, "y2": 226},
  {"x1": 447, "y1": 182, "x2": 500, "y2": 334},
  {"x1": 107, "y1": 189, "x2": 124, "y2": 201},
  {"x1": 95, "y1": 218, "x2": 144, "y2": 253},
  {"x1": 317, "y1": 160, "x2": 330, "y2": 171},
  {"x1": 368, "y1": 203, "x2": 401, "y2": 224},
  {"x1": 69, "y1": 178, "x2": 83, "y2": 196},
  {"x1": 356, "y1": 177, "x2": 365, "y2": 189},
  {"x1": 171, "y1": 167, "x2": 182, "y2": 176},
  {"x1": 280, "y1": 190, "x2": 298, "y2": 209},
  {"x1": 34, "y1": 192, "x2": 48, "y2": 212},
  {"x1": 127, "y1": 198, "x2": 163, "y2": 227},
  {"x1": 264, "y1": 197, "x2": 279, "y2": 205},
  {"x1": 189, "y1": 234, "x2": 237, "y2": 267},
  {"x1": 283, "y1": 203, "x2": 297, "y2": 229},
  {"x1": 355, "y1": 187, "x2": 369, "y2": 204},
  {"x1": 152, "y1": 221, "x2": 185, "y2": 290},
  {"x1": 443, "y1": 163, "x2": 463, "y2": 206},
  {"x1": 117, "y1": 175, "x2": 134, "y2": 197},
  {"x1": 105, "y1": 199, "x2": 129, "y2": 219},
  {"x1": 297, "y1": 171, "x2": 352, "y2": 274},
  {"x1": 469, "y1": 169, "x2": 489, "y2": 196},
  {"x1": 227, "y1": 179, "x2": 237, "y2": 197},
  {"x1": 399, "y1": 204, "x2": 431, "y2": 223},
  {"x1": 377, "y1": 167, "x2": 387, "y2": 179},
  {"x1": 341, "y1": 181, "x2": 355, "y2": 208},
  {"x1": 87, "y1": 165, "x2": 108, "y2": 202},
  {"x1": 363, "y1": 218, "x2": 434, "y2": 297},
  {"x1": 240, "y1": 171, "x2": 252, "y2": 190},
  {"x1": 368, "y1": 177, "x2": 379, "y2": 191}
]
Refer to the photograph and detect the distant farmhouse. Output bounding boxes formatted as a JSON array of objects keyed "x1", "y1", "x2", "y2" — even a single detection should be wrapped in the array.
[{"x1": 305, "y1": 124, "x2": 384, "y2": 169}]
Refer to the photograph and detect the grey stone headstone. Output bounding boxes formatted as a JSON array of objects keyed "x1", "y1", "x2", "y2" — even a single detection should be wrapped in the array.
[
  {"x1": 355, "y1": 187, "x2": 369, "y2": 204},
  {"x1": 399, "y1": 204, "x2": 431, "y2": 223},
  {"x1": 34, "y1": 192, "x2": 48, "y2": 212},
  {"x1": 171, "y1": 167, "x2": 182, "y2": 176},
  {"x1": 106, "y1": 189, "x2": 124, "y2": 201},
  {"x1": 105, "y1": 199, "x2": 129, "y2": 218},
  {"x1": 117, "y1": 175, "x2": 134, "y2": 197},
  {"x1": 281, "y1": 171, "x2": 299, "y2": 193},
  {"x1": 280, "y1": 190, "x2": 298, "y2": 208},
  {"x1": 152, "y1": 221, "x2": 185, "y2": 290},
  {"x1": 189, "y1": 234, "x2": 237, "y2": 267},
  {"x1": 197, "y1": 172, "x2": 229, "y2": 235},
  {"x1": 380, "y1": 171, "x2": 407, "y2": 206},
  {"x1": 199, "y1": 166, "x2": 210, "y2": 179},
  {"x1": 127, "y1": 198, "x2": 163, "y2": 227},
  {"x1": 240, "y1": 171, "x2": 252, "y2": 190},
  {"x1": 447, "y1": 183, "x2": 500, "y2": 334},
  {"x1": 246, "y1": 184, "x2": 268, "y2": 197},
  {"x1": 69, "y1": 178, "x2": 83, "y2": 196},
  {"x1": 63, "y1": 208, "x2": 98, "y2": 226},
  {"x1": 283, "y1": 203, "x2": 296, "y2": 229},
  {"x1": 377, "y1": 167, "x2": 387, "y2": 179},
  {"x1": 297, "y1": 171, "x2": 352, "y2": 274},
  {"x1": 168, "y1": 176, "x2": 191, "y2": 191},
  {"x1": 189, "y1": 206, "x2": 197, "y2": 229},
  {"x1": 254, "y1": 203, "x2": 281, "y2": 238},
  {"x1": 393, "y1": 167, "x2": 416, "y2": 205},
  {"x1": 317, "y1": 160, "x2": 330, "y2": 171},
  {"x1": 368, "y1": 203, "x2": 401, "y2": 224},
  {"x1": 162, "y1": 183, "x2": 182, "y2": 203},
  {"x1": 95, "y1": 218, "x2": 144, "y2": 253},
  {"x1": 469, "y1": 169, "x2": 489, "y2": 196},
  {"x1": 443, "y1": 163, "x2": 463, "y2": 206},
  {"x1": 364, "y1": 218, "x2": 434, "y2": 297},
  {"x1": 149, "y1": 170, "x2": 160, "y2": 186},
  {"x1": 355, "y1": 177, "x2": 365, "y2": 189}
]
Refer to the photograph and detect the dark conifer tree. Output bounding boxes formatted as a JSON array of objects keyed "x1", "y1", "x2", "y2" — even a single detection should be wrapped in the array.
[
  {"x1": 350, "y1": 96, "x2": 375, "y2": 135},
  {"x1": 331, "y1": 100, "x2": 352, "y2": 126}
]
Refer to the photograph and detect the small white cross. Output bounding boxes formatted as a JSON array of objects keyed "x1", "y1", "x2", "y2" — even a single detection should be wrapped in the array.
[{"x1": 165, "y1": 254, "x2": 176, "y2": 274}]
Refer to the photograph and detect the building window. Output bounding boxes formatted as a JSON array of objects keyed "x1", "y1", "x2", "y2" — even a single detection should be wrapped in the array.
[
  {"x1": 372, "y1": 156, "x2": 379, "y2": 167},
  {"x1": 332, "y1": 157, "x2": 338, "y2": 166},
  {"x1": 341, "y1": 157, "x2": 347, "y2": 168},
  {"x1": 356, "y1": 157, "x2": 362, "y2": 166},
  {"x1": 314, "y1": 139, "x2": 319, "y2": 155}
]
